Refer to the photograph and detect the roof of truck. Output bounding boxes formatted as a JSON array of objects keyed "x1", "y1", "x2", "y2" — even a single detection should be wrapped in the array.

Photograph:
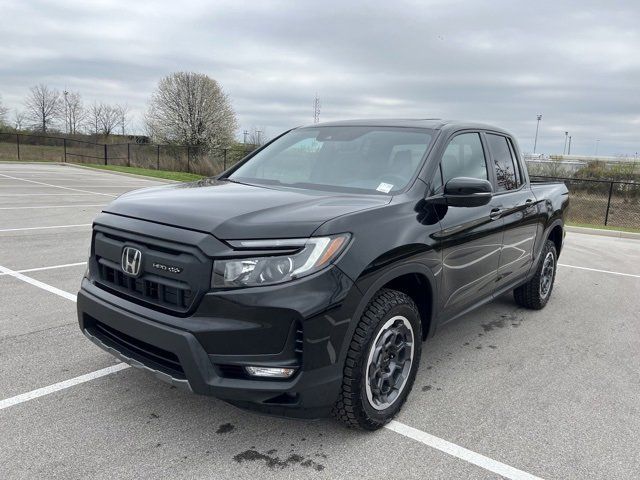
[{"x1": 301, "y1": 118, "x2": 511, "y2": 135}]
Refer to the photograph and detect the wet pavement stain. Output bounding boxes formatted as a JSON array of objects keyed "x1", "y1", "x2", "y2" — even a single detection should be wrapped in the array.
[
  {"x1": 233, "y1": 449, "x2": 325, "y2": 471},
  {"x1": 422, "y1": 385, "x2": 432, "y2": 392},
  {"x1": 480, "y1": 318, "x2": 505, "y2": 332},
  {"x1": 146, "y1": 412, "x2": 161, "y2": 423},
  {"x1": 216, "y1": 423, "x2": 235, "y2": 434}
]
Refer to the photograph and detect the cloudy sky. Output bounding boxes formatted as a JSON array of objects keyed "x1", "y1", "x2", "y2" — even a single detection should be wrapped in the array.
[{"x1": 1, "y1": 0, "x2": 639, "y2": 155}]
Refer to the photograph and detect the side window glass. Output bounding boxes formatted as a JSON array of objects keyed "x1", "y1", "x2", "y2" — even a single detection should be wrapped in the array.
[
  {"x1": 487, "y1": 134, "x2": 518, "y2": 191},
  {"x1": 440, "y1": 133, "x2": 488, "y2": 185},
  {"x1": 507, "y1": 138, "x2": 522, "y2": 186}
]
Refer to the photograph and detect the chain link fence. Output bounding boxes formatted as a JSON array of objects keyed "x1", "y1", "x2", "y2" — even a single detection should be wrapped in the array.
[
  {"x1": 531, "y1": 176, "x2": 640, "y2": 229},
  {"x1": 0, "y1": 132, "x2": 254, "y2": 177}
]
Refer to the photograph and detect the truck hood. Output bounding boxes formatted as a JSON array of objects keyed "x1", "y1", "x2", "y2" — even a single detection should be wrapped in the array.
[{"x1": 102, "y1": 178, "x2": 391, "y2": 239}]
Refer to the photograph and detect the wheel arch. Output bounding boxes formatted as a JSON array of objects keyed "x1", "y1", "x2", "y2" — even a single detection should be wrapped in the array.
[
  {"x1": 548, "y1": 222, "x2": 564, "y2": 255},
  {"x1": 353, "y1": 263, "x2": 437, "y2": 344}
]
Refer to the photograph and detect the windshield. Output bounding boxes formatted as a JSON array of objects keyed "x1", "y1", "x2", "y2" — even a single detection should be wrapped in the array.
[{"x1": 228, "y1": 126, "x2": 435, "y2": 194}]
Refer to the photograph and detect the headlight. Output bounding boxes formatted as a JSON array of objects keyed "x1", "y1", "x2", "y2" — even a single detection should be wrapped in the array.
[{"x1": 213, "y1": 233, "x2": 350, "y2": 288}]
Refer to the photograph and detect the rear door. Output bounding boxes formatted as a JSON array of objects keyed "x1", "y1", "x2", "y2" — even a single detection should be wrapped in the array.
[
  {"x1": 433, "y1": 131, "x2": 504, "y2": 320},
  {"x1": 484, "y1": 132, "x2": 538, "y2": 292}
]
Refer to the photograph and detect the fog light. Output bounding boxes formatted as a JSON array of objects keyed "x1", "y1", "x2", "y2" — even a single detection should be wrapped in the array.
[{"x1": 245, "y1": 366, "x2": 297, "y2": 378}]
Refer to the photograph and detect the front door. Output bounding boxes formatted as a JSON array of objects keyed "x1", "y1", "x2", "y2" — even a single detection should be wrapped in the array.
[{"x1": 432, "y1": 132, "x2": 504, "y2": 320}]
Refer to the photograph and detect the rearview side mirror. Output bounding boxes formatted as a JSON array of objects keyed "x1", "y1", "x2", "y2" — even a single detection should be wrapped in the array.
[{"x1": 442, "y1": 177, "x2": 493, "y2": 207}]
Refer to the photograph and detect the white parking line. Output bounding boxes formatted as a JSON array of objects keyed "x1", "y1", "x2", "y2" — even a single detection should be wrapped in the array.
[
  {"x1": 0, "y1": 359, "x2": 542, "y2": 480},
  {"x1": 0, "y1": 224, "x2": 92, "y2": 233},
  {"x1": 0, "y1": 193, "x2": 104, "y2": 196},
  {"x1": 0, "y1": 265, "x2": 77, "y2": 302},
  {"x1": 559, "y1": 263, "x2": 640, "y2": 279},
  {"x1": 0, "y1": 204, "x2": 105, "y2": 210},
  {"x1": 386, "y1": 421, "x2": 543, "y2": 480},
  {"x1": 0, "y1": 173, "x2": 117, "y2": 197},
  {"x1": 0, "y1": 364, "x2": 130, "y2": 411},
  {"x1": 0, "y1": 261, "x2": 86, "y2": 276},
  {"x1": 0, "y1": 184, "x2": 150, "y2": 188}
]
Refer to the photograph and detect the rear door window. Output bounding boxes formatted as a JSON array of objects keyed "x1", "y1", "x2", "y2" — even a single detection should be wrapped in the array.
[{"x1": 486, "y1": 134, "x2": 519, "y2": 191}]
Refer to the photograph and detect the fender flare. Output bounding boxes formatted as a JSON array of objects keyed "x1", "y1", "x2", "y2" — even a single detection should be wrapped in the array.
[
  {"x1": 528, "y1": 218, "x2": 564, "y2": 279},
  {"x1": 335, "y1": 262, "x2": 438, "y2": 368}
]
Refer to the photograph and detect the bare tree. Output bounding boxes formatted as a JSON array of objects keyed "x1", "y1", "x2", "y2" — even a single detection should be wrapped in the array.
[
  {"x1": 13, "y1": 109, "x2": 26, "y2": 130},
  {"x1": 145, "y1": 72, "x2": 237, "y2": 148},
  {"x1": 0, "y1": 94, "x2": 8, "y2": 126},
  {"x1": 64, "y1": 91, "x2": 86, "y2": 134},
  {"x1": 24, "y1": 84, "x2": 62, "y2": 132},
  {"x1": 97, "y1": 103, "x2": 120, "y2": 135},
  {"x1": 88, "y1": 102, "x2": 103, "y2": 135},
  {"x1": 115, "y1": 104, "x2": 130, "y2": 136}
]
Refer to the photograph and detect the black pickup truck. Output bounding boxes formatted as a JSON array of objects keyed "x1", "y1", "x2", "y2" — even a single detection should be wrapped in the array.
[{"x1": 78, "y1": 119, "x2": 569, "y2": 429}]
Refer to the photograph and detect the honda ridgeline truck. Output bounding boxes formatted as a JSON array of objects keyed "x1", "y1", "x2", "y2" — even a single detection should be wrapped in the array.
[{"x1": 78, "y1": 119, "x2": 569, "y2": 429}]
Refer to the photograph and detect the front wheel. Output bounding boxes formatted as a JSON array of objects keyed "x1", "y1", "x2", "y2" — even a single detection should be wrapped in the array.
[
  {"x1": 333, "y1": 289, "x2": 422, "y2": 430},
  {"x1": 514, "y1": 239, "x2": 557, "y2": 310}
]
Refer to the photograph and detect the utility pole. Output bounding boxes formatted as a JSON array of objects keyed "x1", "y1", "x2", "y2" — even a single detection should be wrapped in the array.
[
  {"x1": 595, "y1": 139, "x2": 600, "y2": 157},
  {"x1": 567, "y1": 136, "x2": 572, "y2": 155},
  {"x1": 533, "y1": 114, "x2": 542, "y2": 153},
  {"x1": 63, "y1": 90, "x2": 69, "y2": 134},
  {"x1": 256, "y1": 130, "x2": 262, "y2": 146},
  {"x1": 563, "y1": 131, "x2": 568, "y2": 155},
  {"x1": 243, "y1": 130, "x2": 248, "y2": 144},
  {"x1": 313, "y1": 94, "x2": 321, "y2": 124}
]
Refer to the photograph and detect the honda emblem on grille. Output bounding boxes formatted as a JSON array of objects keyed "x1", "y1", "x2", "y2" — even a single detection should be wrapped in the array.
[{"x1": 121, "y1": 247, "x2": 142, "y2": 277}]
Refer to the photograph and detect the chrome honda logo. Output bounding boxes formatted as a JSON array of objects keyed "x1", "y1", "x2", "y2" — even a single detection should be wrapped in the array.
[{"x1": 121, "y1": 247, "x2": 142, "y2": 277}]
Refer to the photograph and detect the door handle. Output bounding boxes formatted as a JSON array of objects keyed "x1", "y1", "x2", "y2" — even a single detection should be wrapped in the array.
[
  {"x1": 525, "y1": 198, "x2": 534, "y2": 204},
  {"x1": 489, "y1": 208, "x2": 503, "y2": 220}
]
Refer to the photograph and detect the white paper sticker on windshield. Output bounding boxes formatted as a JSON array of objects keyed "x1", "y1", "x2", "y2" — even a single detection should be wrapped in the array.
[{"x1": 376, "y1": 182, "x2": 393, "y2": 193}]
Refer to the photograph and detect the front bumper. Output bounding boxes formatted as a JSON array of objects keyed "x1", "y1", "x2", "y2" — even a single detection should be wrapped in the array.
[{"x1": 77, "y1": 266, "x2": 362, "y2": 418}]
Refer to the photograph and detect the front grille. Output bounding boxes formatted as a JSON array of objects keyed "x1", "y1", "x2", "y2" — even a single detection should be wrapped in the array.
[
  {"x1": 91, "y1": 228, "x2": 211, "y2": 314},
  {"x1": 98, "y1": 262, "x2": 193, "y2": 310},
  {"x1": 87, "y1": 317, "x2": 185, "y2": 379}
]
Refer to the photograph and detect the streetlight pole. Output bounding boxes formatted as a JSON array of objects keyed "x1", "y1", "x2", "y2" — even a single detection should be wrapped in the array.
[
  {"x1": 533, "y1": 114, "x2": 542, "y2": 154},
  {"x1": 563, "y1": 131, "x2": 568, "y2": 155},
  {"x1": 567, "y1": 136, "x2": 572, "y2": 155}
]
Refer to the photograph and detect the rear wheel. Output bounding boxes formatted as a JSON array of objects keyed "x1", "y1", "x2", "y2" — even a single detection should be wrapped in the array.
[
  {"x1": 514, "y1": 239, "x2": 557, "y2": 310},
  {"x1": 333, "y1": 288, "x2": 422, "y2": 430}
]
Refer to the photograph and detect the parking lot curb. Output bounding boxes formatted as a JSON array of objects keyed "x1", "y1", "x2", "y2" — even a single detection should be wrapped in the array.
[{"x1": 566, "y1": 225, "x2": 640, "y2": 240}]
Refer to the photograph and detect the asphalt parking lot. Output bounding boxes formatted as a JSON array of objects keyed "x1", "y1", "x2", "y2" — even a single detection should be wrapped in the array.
[{"x1": 1, "y1": 163, "x2": 639, "y2": 480}]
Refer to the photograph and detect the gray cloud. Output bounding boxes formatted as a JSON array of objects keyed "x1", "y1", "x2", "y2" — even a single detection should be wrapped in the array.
[{"x1": 1, "y1": 0, "x2": 639, "y2": 155}]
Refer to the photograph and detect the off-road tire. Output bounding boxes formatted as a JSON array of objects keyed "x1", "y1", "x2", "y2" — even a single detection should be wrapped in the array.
[
  {"x1": 514, "y1": 239, "x2": 557, "y2": 310},
  {"x1": 332, "y1": 288, "x2": 422, "y2": 430}
]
